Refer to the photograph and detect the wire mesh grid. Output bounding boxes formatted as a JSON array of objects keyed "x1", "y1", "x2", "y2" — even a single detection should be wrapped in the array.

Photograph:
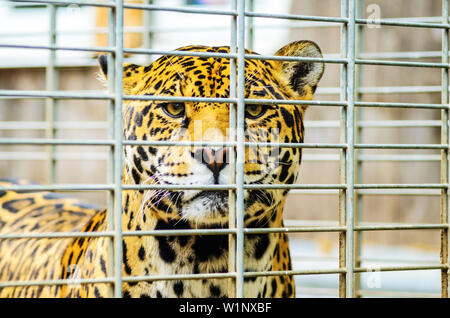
[{"x1": 0, "y1": 0, "x2": 449, "y2": 298}]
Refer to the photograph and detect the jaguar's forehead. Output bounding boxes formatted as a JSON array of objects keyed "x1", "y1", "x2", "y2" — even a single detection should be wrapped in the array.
[{"x1": 131, "y1": 45, "x2": 286, "y2": 98}]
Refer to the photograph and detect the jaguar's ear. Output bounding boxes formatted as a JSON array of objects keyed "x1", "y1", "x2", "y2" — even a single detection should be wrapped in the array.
[
  {"x1": 274, "y1": 41, "x2": 324, "y2": 98},
  {"x1": 98, "y1": 54, "x2": 108, "y2": 78},
  {"x1": 97, "y1": 55, "x2": 148, "y2": 94}
]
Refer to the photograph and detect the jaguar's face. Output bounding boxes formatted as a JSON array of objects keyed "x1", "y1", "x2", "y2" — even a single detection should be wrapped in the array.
[{"x1": 99, "y1": 42, "x2": 324, "y2": 225}]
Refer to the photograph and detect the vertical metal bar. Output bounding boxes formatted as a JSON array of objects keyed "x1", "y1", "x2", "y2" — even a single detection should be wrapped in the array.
[
  {"x1": 106, "y1": 4, "x2": 117, "y2": 299},
  {"x1": 338, "y1": 0, "x2": 348, "y2": 298},
  {"x1": 441, "y1": 0, "x2": 449, "y2": 298},
  {"x1": 228, "y1": 0, "x2": 238, "y2": 299},
  {"x1": 113, "y1": 0, "x2": 124, "y2": 298},
  {"x1": 353, "y1": 0, "x2": 365, "y2": 298},
  {"x1": 143, "y1": 0, "x2": 154, "y2": 65},
  {"x1": 246, "y1": 0, "x2": 254, "y2": 50},
  {"x1": 45, "y1": 3, "x2": 57, "y2": 183},
  {"x1": 235, "y1": 0, "x2": 246, "y2": 298},
  {"x1": 345, "y1": 0, "x2": 357, "y2": 298}
]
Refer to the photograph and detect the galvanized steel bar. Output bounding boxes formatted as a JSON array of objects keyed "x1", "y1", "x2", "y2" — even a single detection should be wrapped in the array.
[
  {"x1": 112, "y1": 0, "x2": 124, "y2": 298},
  {"x1": 5, "y1": 119, "x2": 442, "y2": 130},
  {"x1": 2, "y1": 222, "x2": 449, "y2": 240},
  {"x1": 0, "y1": 183, "x2": 347, "y2": 192},
  {"x1": 45, "y1": 3, "x2": 58, "y2": 184},
  {"x1": 338, "y1": 0, "x2": 348, "y2": 298},
  {"x1": 345, "y1": 0, "x2": 356, "y2": 298},
  {"x1": 441, "y1": 0, "x2": 450, "y2": 298},
  {"x1": 353, "y1": 0, "x2": 364, "y2": 298},
  {"x1": 10, "y1": 0, "x2": 115, "y2": 8},
  {"x1": 0, "y1": 43, "x2": 116, "y2": 53},
  {"x1": 235, "y1": 0, "x2": 246, "y2": 298},
  {"x1": 105, "y1": 3, "x2": 117, "y2": 298},
  {"x1": 0, "y1": 138, "x2": 348, "y2": 148},
  {"x1": 3, "y1": 263, "x2": 446, "y2": 289},
  {"x1": 355, "y1": 17, "x2": 450, "y2": 29},
  {"x1": 123, "y1": 2, "x2": 237, "y2": 16},
  {"x1": 246, "y1": 0, "x2": 254, "y2": 50},
  {"x1": 227, "y1": 0, "x2": 238, "y2": 298},
  {"x1": 142, "y1": 0, "x2": 154, "y2": 65}
]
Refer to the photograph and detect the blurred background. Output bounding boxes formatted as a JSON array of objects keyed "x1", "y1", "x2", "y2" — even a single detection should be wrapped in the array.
[{"x1": 0, "y1": 0, "x2": 447, "y2": 297}]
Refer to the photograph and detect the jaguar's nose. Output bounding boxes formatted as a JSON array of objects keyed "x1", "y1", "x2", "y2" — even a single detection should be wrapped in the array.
[{"x1": 194, "y1": 147, "x2": 228, "y2": 183}]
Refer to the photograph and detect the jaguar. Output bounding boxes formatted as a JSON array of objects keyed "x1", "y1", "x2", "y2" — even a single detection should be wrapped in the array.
[{"x1": 0, "y1": 41, "x2": 324, "y2": 298}]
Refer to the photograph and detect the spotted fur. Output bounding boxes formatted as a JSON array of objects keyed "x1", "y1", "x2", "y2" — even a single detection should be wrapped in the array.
[{"x1": 0, "y1": 41, "x2": 324, "y2": 298}]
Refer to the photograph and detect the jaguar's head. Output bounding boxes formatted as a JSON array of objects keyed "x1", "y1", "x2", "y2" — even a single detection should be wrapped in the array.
[{"x1": 99, "y1": 41, "x2": 324, "y2": 226}]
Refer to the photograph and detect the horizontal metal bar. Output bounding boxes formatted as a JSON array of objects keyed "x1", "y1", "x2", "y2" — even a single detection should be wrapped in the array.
[
  {"x1": 12, "y1": 183, "x2": 436, "y2": 193},
  {"x1": 1, "y1": 46, "x2": 344, "y2": 66},
  {"x1": 289, "y1": 189, "x2": 444, "y2": 196},
  {"x1": 6, "y1": 45, "x2": 446, "y2": 68},
  {"x1": 354, "y1": 224, "x2": 449, "y2": 231},
  {"x1": 358, "y1": 120, "x2": 441, "y2": 128},
  {"x1": 0, "y1": 267, "x2": 348, "y2": 289},
  {"x1": 123, "y1": 94, "x2": 346, "y2": 107},
  {"x1": 354, "y1": 265, "x2": 448, "y2": 272},
  {"x1": 305, "y1": 120, "x2": 443, "y2": 128},
  {"x1": 0, "y1": 44, "x2": 115, "y2": 53},
  {"x1": 355, "y1": 143, "x2": 448, "y2": 149},
  {"x1": 357, "y1": 154, "x2": 441, "y2": 162},
  {"x1": 124, "y1": 48, "x2": 237, "y2": 60},
  {"x1": 243, "y1": 268, "x2": 346, "y2": 278},
  {"x1": 6, "y1": 183, "x2": 438, "y2": 192},
  {"x1": 0, "y1": 152, "x2": 109, "y2": 161},
  {"x1": 355, "y1": 183, "x2": 448, "y2": 189},
  {"x1": 0, "y1": 138, "x2": 348, "y2": 149},
  {"x1": 285, "y1": 220, "x2": 448, "y2": 231},
  {"x1": 0, "y1": 231, "x2": 114, "y2": 240},
  {"x1": 125, "y1": 140, "x2": 347, "y2": 149},
  {"x1": 0, "y1": 272, "x2": 234, "y2": 289},
  {"x1": 0, "y1": 277, "x2": 115, "y2": 288},
  {"x1": 0, "y1": 184, "x2": 114, "y2": 192},
  {"x1": 122, "y1": 272, "x2": 235, "y2": 283},
  {"x1": 1, "y1": 88, "x2": 446, "y2": 108},
  {"x1": 123, "y1": 3, "x2": 237, "y2": 16},
  {"x1": 359, "y1": 50, "x2": 443, "y2": 60},
  {"x1": 8, "y1": 0, "x2": 115, "y2": 7},
  {"x1": 0, "y1": 138, "x2": 114, "y2": 146},
  {"x1": 244, "y1": 11, "x2": 348, "y2": 24},
  {"x1": 0, "y1": 121, "x2": 108, "y2": 130},
  {"x1": 125, "y1": 47, "x2": 348, "y2": 64},
  {"x1": 355, "y1": 17, "x2": 450, "y2": 29},
  {"x1": 0, "y1": 184, "x2": 235, "y2": 192},
  {"x1": 244, "y1": 226, "x2": 346, "y2": 234},
  {"x1": 0, "y1": 90, "x2": 346, "y2": 107},
  {"x1": 3, "y1": 222, "x2": 445, "y2": 241},
  {"x1": 301, "y1": 153, "x2": 442, "y2": 162},
  {"x1": 123, "y1": 184, "x2": 235, "y2": 190},
  {"x1": 356, "y1": 189, "x2": 441, "y2": 196},
  {"x1": 0, "y1": 229, "x2": 236, "y2": 240},
  {"x1": 0, "y1": 90, "x2": 113, "y2": 100},
  {"x1": 0, "y1": 120, "x2": 440, "y2": 131},
  {"x1": 355, "y1": 101, "x2": 448, "y2": 109},
  {"x1": 356, "y1": 85, "x2": 443, "y2": 95},
  {"x1": 124, "y1": 184, "x2": 346, "y2": 191},
  {"x1": 243, "y1": 184, "x2": 346, "y2": 190},
  {"x1": 3, "y1": 89, "x2": 442, "y2": 108},
  {"x1": 4, "y1": 264, "x2": 442, "y2": 289},
  {"x1": 356, "y1": 58, "x2": 449, "y2": 68}
]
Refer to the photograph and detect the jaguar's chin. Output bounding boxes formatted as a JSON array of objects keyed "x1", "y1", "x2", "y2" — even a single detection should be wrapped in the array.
[{"x1": 180, "y1": 190, "x2": 229, "y2": 222}]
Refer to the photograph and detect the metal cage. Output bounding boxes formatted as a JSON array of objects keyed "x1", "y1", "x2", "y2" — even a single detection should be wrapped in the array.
[{"x1": 0, "y1": 0, "x2": 449, "y2": 298}]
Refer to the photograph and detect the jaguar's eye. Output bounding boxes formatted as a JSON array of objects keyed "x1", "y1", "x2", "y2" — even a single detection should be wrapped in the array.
[
  {"x1": 245, "y1": 104, "x2": 266, "y2": 119},
  {"x1": 162, "y1": 103, "x2": 185, "y2": 118}
]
